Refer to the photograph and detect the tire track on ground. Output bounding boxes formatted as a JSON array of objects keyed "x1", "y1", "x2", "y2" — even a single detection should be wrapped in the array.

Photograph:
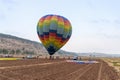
[
  {"x1": 0, "y1": 61, "x2": 65, "y2": 70},
  {"x1": 58, "y1": 64, "x2": 93, "y2": 80},
  {"x1": 68, "y1": 64, "x2": 92, "y2": 76},
  {"x1": 0, "y1": 73, "x2": 16, "y2": 80},
  {"x1": 77, "y1": 63, "x2": 100, "y2": 80},
  {"x1": 97, "y1": 62, "x2": 103, "y2": 80},
  {"x1": 0, "y1": 61, "x2": 66, "y2": 80},
  {"x1": 74, "y1": 64, "x2": 93, "y2": 80},
  {"x1": 41, "y1": 63, "x2": 86, "y2": 80}
]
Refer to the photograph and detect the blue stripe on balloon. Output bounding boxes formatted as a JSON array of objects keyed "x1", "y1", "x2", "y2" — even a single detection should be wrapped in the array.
[
  {"x1": 56, "y1": 34, "x2": 62, "y2": 37},
  {"x1": 49, "y1": 30, "x2": 57, "y2": 33},
  {"x1": 42, "y1": 15, "x2": 48, "y2": 18},
  {"x1": 43, "y1": 32, "x2": 49, "y2": 35},
  {"x1": 40, "y1": 35, "x2": 44, "y2": 38},
  {"x1": 62, "y1": 38, "x2": 66, "y2": 41}
]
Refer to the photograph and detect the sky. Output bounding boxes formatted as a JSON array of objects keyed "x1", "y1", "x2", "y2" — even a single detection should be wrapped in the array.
[{"x1": 0, "y1": 0, "x2": 120, "y2": 54}]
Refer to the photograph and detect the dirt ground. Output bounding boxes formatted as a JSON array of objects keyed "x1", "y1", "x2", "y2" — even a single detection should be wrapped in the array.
[{"x1": 0, "y1": 59, "x2": 119, "y2": 80}]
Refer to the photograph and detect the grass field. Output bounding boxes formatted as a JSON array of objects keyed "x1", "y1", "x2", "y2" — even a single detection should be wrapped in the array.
[
  {"x1": 0, "y1": 58, "x2": 22, "y2": 60},
  {"x1": 102, "y1": 57, "x2": 120, "y2": 76}
]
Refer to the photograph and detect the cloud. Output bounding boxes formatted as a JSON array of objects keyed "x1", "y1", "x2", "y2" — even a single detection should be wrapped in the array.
[
  {"x1": 91, "y1": 20, "x2": 99, "y2": 23},
  {"x1": 100, "y1": 19, "x2": 110, "y2": 23},
  {"x1": 87, "y1": 0, "x2": 95, "y2": 9},
  {"x1": 0, "y1": 14, "x2": 5, "y2": 21},
  {"x1": 99, "y1": 30, "x2": 120, "y2": 39},
  {"x1": 0, "y1": 0, "x2": 18, "y2": 21},
  {"x1": 91, "y1": 19, "x2": 110, "y2": 23},
  {"x1": 103, "y1": 34, "x2": 120, "y2": 39},
  {"x1": 114, "y1": 20, "x2": 120, "y2": 24},
  {"x1": 1, "y1": 0, "x2": 17, "y2": 11},
  {"x1": 2, "y1": 0, "x2": 16, "y2": 5},
  {"x1": 91, "y1": 19, "x2": 120, "y2": 24}
]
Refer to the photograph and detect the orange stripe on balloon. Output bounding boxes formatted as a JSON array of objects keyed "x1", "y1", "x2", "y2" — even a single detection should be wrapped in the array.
[
  {"x1": 64, "y1": 20, "x2": 71, "y2": 28},
  {"x1": 55, "y1": 37, "x2": 61, "y2": 45},
  {"x1": 49, "y1": 32, "x2": 56, "y2": 42},
  {"x1": 49, "y1": 33, "x2": 56, "y2": 37},
  {"x1": 51, "y1": 15, "x2": 58, "y2": 21},
  {"x1": 44, "y1": 35, "x2": 49, "y2": 40},
  {"x1": 58, "y1": 17, "x2": 64, "y2": 23}
]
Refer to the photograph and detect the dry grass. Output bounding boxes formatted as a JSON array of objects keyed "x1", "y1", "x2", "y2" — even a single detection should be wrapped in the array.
[{"x1": 102, "y1": 58, "x2": 120, "y2": 73}]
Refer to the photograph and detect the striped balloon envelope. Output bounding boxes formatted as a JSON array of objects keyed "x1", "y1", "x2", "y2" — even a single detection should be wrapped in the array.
[{"x1": 37, "y1": 14, "x2": 72, "y2": 55}]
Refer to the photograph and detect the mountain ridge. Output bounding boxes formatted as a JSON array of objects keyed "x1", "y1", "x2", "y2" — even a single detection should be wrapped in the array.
[
  {"x1": 0, "y1": 33, "x2": 119, "y2": 57},
  {"x1": 0, "y1": 33, "x2": 76, "y2": 56}
]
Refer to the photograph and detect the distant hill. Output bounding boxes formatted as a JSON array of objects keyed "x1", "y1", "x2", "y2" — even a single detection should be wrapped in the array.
[
  {"x1": 78, "y1": 52, "x2": 120, "y2": 57},
  {"x1": 0, "y1": 33, "x2": 76, "y2": 56},
  {"x1": 0, "y1": 33, "x2": 46, "y2": 55}
]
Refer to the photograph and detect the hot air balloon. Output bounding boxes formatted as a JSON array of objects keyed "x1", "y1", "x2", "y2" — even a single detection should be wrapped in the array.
[{"x1": 37, "y1": 14, "x2": 72, "y2": 58}]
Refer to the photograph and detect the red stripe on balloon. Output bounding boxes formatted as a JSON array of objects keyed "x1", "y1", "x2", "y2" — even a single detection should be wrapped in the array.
[
  {"x1": 49, "y1": 32, "x2": 56, "y2": 37},
  {"x1": 44, "y1": 35, "x2": 49, "y2": 40},
  {"x1": 58, "y1": 16, "x2": 64, "y2": 22},
  {"x1": 64, "y1": 20, "x2": 70, "y2": 27},
  {"x1": 38, "y1": 35, "x2": 44, "y2": 43},
  {"x1": 56, "y1": 36, "x2": 61, "y2": 40}
]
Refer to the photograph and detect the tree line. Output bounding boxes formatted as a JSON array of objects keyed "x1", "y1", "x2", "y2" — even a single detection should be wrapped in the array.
[{"x1": 0, "y1": 48, "x2": 34, "y2": 54}]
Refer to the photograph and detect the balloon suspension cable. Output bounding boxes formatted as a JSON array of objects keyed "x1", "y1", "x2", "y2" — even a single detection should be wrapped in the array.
[{"x1": 49, "y1": 55, "x2": 52, "y2": 60}]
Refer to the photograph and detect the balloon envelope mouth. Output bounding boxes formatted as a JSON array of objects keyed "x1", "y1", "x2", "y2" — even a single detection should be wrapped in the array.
[{"x1": 47, "y1": 46, "x2": 56, "y2": 55}]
